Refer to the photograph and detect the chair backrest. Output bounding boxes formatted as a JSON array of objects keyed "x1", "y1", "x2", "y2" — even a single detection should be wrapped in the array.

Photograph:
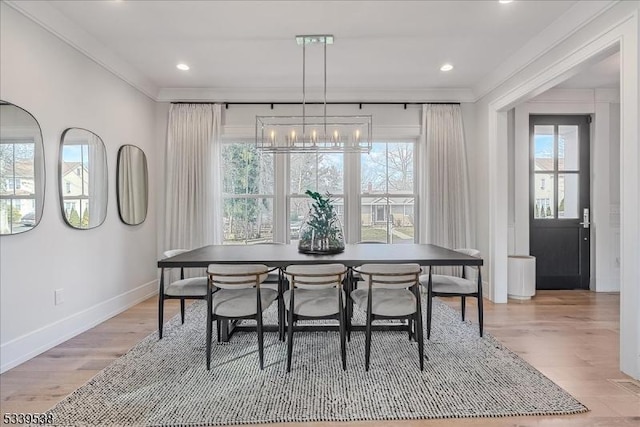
[
  {"x1": 455, "y1": 248, "x2": 481, "y2": 281},
  {"x1": 207, "y1": 264, "x2": 269, "y2": 289},
  {"x1": 357, "y1": 263, "x2": 421, "y2": 289},
  {"x1": 284, "y1": 263, "x2": 346, "y2": 290}
]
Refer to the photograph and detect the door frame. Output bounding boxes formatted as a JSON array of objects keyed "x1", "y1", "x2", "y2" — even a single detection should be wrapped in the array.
[{"x1": 485, "y1": 11, "x2": 639, "y2": 379}]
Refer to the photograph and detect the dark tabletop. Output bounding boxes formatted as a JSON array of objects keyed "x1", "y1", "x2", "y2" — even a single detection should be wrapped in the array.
[{"x1": 158, "y1": 243, "x2": 483, "y2": 268}]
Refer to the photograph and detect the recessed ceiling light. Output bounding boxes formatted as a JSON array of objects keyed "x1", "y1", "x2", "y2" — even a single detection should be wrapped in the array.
[
  {"x1": 176, "y1": 63, "x2": 190, "y2": 71},
  {"x1": 499, "y1": 0, "x2": 513, "y2": 4},
  {"x1": 440, "y1": 63, "x2": 454, "y2": 72}
]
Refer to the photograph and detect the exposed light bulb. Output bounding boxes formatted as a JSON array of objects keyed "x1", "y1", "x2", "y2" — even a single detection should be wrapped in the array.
[
  {"x1": 440, "y1": 63, "x2": 454, "y2": 72},
  {"x1": 176, "y1": 63, "x2": 190, "y2": 71}
]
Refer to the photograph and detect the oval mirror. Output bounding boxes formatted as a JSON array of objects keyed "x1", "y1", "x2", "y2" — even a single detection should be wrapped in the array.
[
  {"x1": 59, "y1": 128, "x2": 108, "y2": 229},
  {"x1": 117, "y1": 145, "x2": 148, "y2": 225},
  {"x1": 0, "y1": 101, "x2": 46, "y2": 235}
]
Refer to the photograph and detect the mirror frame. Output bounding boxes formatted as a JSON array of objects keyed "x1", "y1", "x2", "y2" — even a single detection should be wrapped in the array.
[
  {"x1": 0, "y1": 100, "x2": 46, "y2": 236},
  {"x1": 58, "y1": 127, "x2": 108, "y2": 230},
  {"x1": 116, "y1": 144, "x2": 148, "y2": 226}
]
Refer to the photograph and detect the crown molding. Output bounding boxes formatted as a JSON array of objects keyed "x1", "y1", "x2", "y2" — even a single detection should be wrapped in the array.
[
  {"x1": 4, "y1": 0, "x2": 159, "y2": 100},
  {"x1": 473, "y1": 0, "x2": 619, "y2": 101},
  {"x1": 156, "y1": 87, "x2": 476, "y2": 103}
]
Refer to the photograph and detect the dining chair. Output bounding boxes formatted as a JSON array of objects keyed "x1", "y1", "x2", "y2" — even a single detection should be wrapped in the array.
[
  {"x1": 351, "y1": 263, "x2": 424, "y2": 371},
  {"x1": 283, "y1": 263, "x2": 348, "y2": 372},
  {"x1": 158, "y1": 249, "x2": 208, "y2": 339},
  {"x1": 255, "y1": 242, "x2": 286, "y2": 341},
  {"x1": 206, "y1": 264, "x2": 278, "y2": 370},
  {"x1": 347, "y1": 240, "x2": 387, "y2": 338},
  {"x1": 420, "y1": 248, "x2": 483, "y2": 338}
]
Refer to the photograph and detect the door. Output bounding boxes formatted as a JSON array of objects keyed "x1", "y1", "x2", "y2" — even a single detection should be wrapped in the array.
[{"x1": 529, "y1": 115, "x2": 590, "y2": 289}]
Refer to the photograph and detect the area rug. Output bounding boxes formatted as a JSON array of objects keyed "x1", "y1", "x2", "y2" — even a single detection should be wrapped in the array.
[{"x1": 46, "y1": 299, "x2": 587, "y2": 426}]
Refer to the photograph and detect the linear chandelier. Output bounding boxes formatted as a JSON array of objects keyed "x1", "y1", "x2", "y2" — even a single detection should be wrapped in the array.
[{"x1": 256, "y1": 35, "x2": 372, "y2": 153}]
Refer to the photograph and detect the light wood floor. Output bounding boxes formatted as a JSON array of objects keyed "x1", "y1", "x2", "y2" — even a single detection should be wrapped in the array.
[{"x1": 1, "y1": 291, "x2": 638, "y2": 426}]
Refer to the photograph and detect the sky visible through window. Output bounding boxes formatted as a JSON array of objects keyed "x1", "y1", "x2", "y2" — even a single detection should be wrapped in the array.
[{"x1": 535, "y1": 134, "x2": 553, "y2": 158}]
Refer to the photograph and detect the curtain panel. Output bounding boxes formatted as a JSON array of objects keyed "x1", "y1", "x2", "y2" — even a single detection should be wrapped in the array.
[
  {"x1": 419, "y1": 104, "x2": 471, "y2": 250},
  {"x1": 164, "y1": 104, "x2": 222, "y2": 255}
]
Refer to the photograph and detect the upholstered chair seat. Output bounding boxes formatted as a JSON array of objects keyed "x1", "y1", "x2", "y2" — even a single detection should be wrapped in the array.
[
  {"x1": 212, "y1": 287, "x2": 278, "y2": 317},
  {"x1": 420, "y1": 274, "x2": 476, "y2": 294},
  {"x1": 350, "y1": 288, "x2": 416, "y2": 317},
  {"x1": 283, "y1": 288, "x2": 345, "y2": 317},
  {"x1": 164, "y1": 277, "x2": 208, "y2": 297}
]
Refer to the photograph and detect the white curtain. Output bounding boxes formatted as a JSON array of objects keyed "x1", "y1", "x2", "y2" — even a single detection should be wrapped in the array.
[
  {"x1": 119, "y1": 146, "x2": 148, "y2": 224},
  {"x1": 418, "y1": 104, "x2": 471, "y2": 250},
  {"x1": 164, "y1": 104, "x2": 222, "y2": 254}
]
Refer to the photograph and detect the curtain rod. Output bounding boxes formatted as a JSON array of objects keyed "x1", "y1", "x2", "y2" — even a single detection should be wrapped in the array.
[{"x1": 171, "y1": 101, "x2": 460, "y2": 110}]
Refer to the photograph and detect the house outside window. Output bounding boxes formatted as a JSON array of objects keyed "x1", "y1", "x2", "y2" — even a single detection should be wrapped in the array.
[
  {"x1": 61, "y1": 144, "x2": 90, "y2": 227},
  {"x1": 0, "y1": 140, "x2": 37, "y2": 232}
]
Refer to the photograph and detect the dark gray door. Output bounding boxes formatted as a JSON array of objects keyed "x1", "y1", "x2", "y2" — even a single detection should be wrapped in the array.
[{"x1": 529, "y1": 115, "x2": 590, "y2": 289}]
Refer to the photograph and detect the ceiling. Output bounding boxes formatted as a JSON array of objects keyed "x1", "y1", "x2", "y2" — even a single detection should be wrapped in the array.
[{"x1": 7, "y1": 0, "x2": 619, "y2": 101}]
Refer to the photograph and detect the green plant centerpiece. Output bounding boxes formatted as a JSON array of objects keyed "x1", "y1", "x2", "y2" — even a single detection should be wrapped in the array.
[{"x1": 298, "y1": 190, "x2": 345, "y2": 254}]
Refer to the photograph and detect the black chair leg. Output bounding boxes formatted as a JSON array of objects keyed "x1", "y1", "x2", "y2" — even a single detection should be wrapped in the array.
[
  {"x1": 461, "y1": 296, "x2": 466, "y2": 321},
  {"x1": 408, "y1": 318, "x2": 413, "y2": 341},
  {"x1": 286, "y1": 311, "x2": 295, "y2": 372},
  {"x1": 180, "y1": 299, "x2": 186, "y2": 324},
  {"x1": 415, "y1": 310, "x2": 425, "y2": 371},
  {"x1": 478, "y1": 295, "x2": 484, "y2": 337},
  {"x1": 216, "y1": 320, "x2": 221, "y2": 343},
  {"x1": 339, "y1": 309, "x2": 347, "y2": 371},
  {"x1": 206, "y1": 315, "x2": 213, "y2": 371},
  {"x1": 426, "y1": 289, "x2": 433, "y2": 340},
  {"x1": 257, "y1": 312, "x2": 265, "y2": 370},
  {"x1": 346, "y1": 297, "x2": 352, "y2": 342},
  {"x1": 365, "y1": 310, "x2": 372, "y2": 371},
  {"x1": 414, "y1": 286, "x2": 425, "y2": 370},
  {"x1": 158, "y1": 294, "x2": 164, "y2": 339}
]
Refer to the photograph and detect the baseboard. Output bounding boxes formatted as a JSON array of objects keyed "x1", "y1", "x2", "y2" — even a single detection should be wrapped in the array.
[
  {"x1": 594, "y1": 276, "x2": 621, "y2": 292},
  {"x1": 0, "y1": 280, "x2": 158, "y2": 374}
]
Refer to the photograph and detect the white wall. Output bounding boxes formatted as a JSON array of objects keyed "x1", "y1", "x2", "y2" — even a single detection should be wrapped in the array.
[
  {"x1": 0, "y1": 4, "x2": 159, "y2": 373},
  {"x1": 473, "y1": 1, "x2": 639, "y2": 378}
]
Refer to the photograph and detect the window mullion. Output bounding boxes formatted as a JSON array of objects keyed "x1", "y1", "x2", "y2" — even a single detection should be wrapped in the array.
[
  {"x1": 275, "y1": 153, "x2": 288, "y2": 243},
  {"x1": 344, "y1": 150, "x2": 360, "y2": 243}
]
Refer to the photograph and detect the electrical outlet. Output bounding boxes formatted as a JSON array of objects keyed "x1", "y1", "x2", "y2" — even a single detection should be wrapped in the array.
[{"x1": 54, "y1": 288, "x2": 64, "y2": 305}]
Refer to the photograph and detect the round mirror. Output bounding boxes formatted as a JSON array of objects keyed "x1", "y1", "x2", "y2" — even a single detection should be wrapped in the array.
[
  {"x1": 0, "y1": 101, "x2": 46, "y2": 235},
  {"x1": 117, "y1": 145, "x2": 148, "y2": 225},
  {"x1": 59, "y1": 128, "x2": 108, "y2": 229}
]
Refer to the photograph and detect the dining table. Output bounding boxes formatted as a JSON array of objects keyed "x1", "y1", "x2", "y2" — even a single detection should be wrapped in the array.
[{"x1": 158, "y1": 243, "x2": 483, "y2": 340}]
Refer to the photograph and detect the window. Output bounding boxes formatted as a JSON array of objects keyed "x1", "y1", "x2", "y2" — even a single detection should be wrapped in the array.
[
  {"x1": 361, "y1": 142, "x2": 416, "y2": 243},
  {"x1": 220, "y1": 139, "x2": 416, "y2": 244},
  {"x1": 221, "y1": 143, "x2": 274, "y2": 244},
  {"x1": 289, "y1": 152, "x2": 344, "y2": 242},
  {"x1": 533, "y1": 124, "x2": 580, "y2": 219}
]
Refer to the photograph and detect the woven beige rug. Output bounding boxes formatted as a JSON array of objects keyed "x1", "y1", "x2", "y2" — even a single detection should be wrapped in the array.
[{"x1": 46, "y1": 299, "x2": 587, "y2": 426}]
